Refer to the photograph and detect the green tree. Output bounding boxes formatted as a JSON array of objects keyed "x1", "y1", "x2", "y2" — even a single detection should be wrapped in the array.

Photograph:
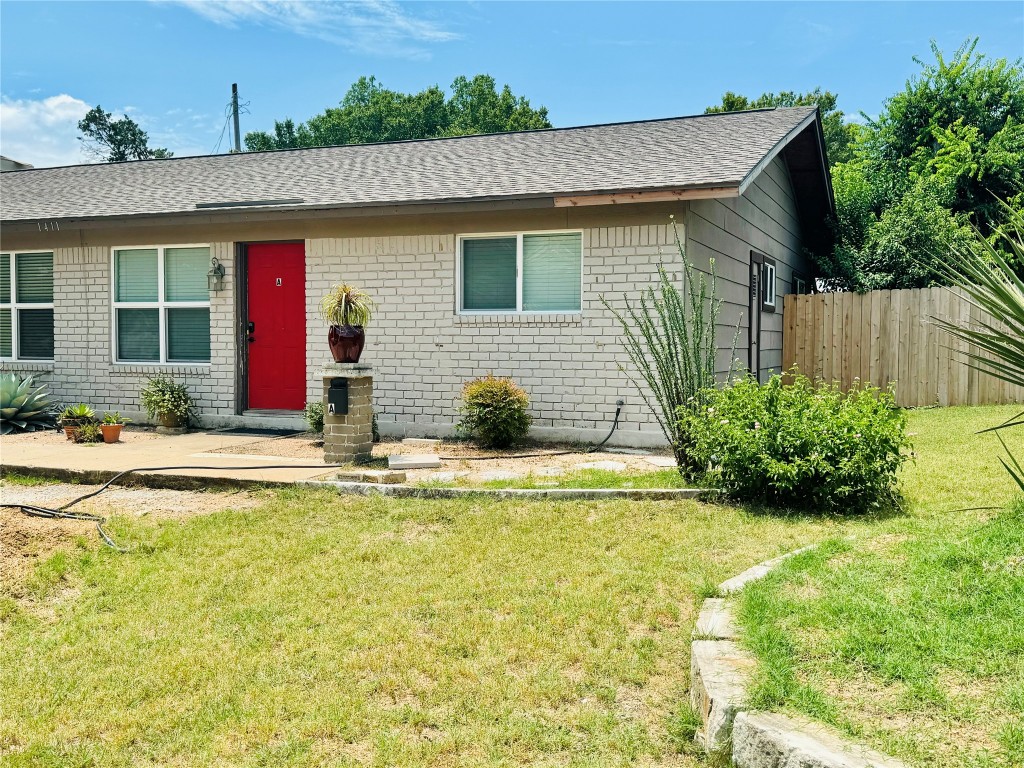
[
  {"x1": 705, "y1": 88, "x2": 856, "y2": 165},
  {"x1": 825, "y1": 39, "x2": 1024, "y2": 290},
  {"x1": 77, "y1": 106, "x2": 171, "y2": 162},
  {"x1": 245, "y1": 75, "x2": 550, "y2": 151}
]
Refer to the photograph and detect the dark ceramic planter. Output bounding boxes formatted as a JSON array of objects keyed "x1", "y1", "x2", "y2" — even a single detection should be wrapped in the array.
[{"x1": 328, "y1": 325, "x2": 366, "y2": 363}]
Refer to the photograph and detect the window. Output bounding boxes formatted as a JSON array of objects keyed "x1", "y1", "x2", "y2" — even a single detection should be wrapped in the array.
[
  {"x1": 112, "y1": 245, "x2": 211, "y2": 363},
  {"x1": 459, "y1": 231, "x2": 582, "y2": 313},
  {"x1": 0, "y1": 251, "x2": 54, "y2": 361},
  {"x1": 792, "y1": 272, "x2": 810, "y2": 296},
  {"x1": 760, "y1": 258, "x2": 777, "y2": 311}
]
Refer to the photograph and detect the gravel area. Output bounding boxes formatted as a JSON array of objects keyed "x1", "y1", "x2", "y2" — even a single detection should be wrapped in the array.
[{"x1": 3, "y1": 424, "x2": 162, "y2": 448}]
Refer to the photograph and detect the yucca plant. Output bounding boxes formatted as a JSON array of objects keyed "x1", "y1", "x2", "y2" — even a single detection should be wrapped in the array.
[
  {"x1": 601, "y1": 219, "x2": 732, "y2": 469},
  {"x1": 0, "y1": 374, "x2": 55, "y2": 435},
  {"x1": 933, "y1": 205, "x2": 1024, "y2": 488}
]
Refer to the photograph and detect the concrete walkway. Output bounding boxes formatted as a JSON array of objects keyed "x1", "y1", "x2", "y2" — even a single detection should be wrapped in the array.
[{"x1": 1, "y1": 430, "x2": 338, "y2": 488}]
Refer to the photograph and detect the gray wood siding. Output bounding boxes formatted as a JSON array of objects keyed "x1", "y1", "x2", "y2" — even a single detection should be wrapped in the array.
[{"x1": 685, "y1": 156, "x2": 813, "y2": 380}]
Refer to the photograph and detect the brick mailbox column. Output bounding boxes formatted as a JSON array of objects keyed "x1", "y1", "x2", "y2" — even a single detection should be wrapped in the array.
[{"x1": 320, "y1": 363, "x2": 373, "y2": 464}]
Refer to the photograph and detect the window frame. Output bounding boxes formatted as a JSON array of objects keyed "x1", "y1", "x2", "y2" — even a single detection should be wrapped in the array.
[
  {"x1": 791, "y1": 272, "x2": 810, "y2": 296},
  {"x1": 455, "y1": 229, "x2": 584, "y2": 315},
  {"x1": 0, "y1": 250, "x2": 55, "y2": 362},
  {"x1": 110, "y1": 244, "x2": 213, "y2": 365},
  {"x1": 760, "y1": 257, "x2": 777, "y2": 312}
]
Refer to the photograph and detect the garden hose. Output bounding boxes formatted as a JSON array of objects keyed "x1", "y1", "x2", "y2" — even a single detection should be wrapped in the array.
[{"x1": 3, "y1": 402, "x2": 627, "y2": 551}]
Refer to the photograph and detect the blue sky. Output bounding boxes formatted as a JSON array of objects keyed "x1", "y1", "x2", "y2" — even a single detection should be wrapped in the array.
[{"x1": 1, "y1": 1, "x2": 1022, "y2": 167}]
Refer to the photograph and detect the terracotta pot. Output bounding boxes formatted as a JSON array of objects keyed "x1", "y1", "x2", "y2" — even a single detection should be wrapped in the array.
[
  {"x1": 157, "y1": 412, "x2": 186, "y2": 429},
  {"x1": 100, "y1": 424, "x2": 123, "y2": 444},
  {"x1": 328, "y1": 325, "x2": 366, "y2": 363},
  {"x1": 63, "y1": 425, "x2": 80, "y2": 441}
]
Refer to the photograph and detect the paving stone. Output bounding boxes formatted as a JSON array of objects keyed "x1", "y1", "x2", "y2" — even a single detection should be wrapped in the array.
[
  {"x1": 534, "y1": 466, "x2": 564, "y2": 477},
  {"x1": 425, "y1": 471, "x2": 470, "y2": 482},
  {"x1": 690, "y1": 640, "x2": 754, "y2": 751},
  {"x1": 642, "y1": 455, "x2": 678, "y2": 468},
  {"x1": 694, "y1": 598, "x2": 738, "y2": 640},
  {"x1": 574, "y1": 460, "x2": 628, "y2": 472},
  {"x1": 388, "y1": 454, "x2": 442, "y2": 469},
  {"x1": 718, "y1": 545, "x2": 817, "y2": 594},
  {"x1": 732, "y1": 711, "x2": 911, "y2": 768},
  {"x1": 478, "y1": 469, "x2": 522, "y2": 481},
  {"x1": 335, "y1": 469, "x2": 406, "y2": 484}
]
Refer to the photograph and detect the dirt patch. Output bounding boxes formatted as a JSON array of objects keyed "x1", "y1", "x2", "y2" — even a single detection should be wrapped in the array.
[
  {"x1": 3, "y1": 424, "x2": 162, "y2": 448},
  {"x1": 206, "y1": 433, "x2": 675, "y2": 484},
  {"x1": 1, "y1": 482, "x2": 268, "y2": 598}
]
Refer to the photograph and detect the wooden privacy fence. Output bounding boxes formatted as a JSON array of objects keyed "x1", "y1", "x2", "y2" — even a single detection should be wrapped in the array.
[{"x1": 782, "y1": 287, "x2": 1024, "y2": 408}]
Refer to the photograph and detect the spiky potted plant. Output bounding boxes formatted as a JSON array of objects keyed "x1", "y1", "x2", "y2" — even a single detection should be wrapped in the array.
[
  {"x1": 0, "y1": 374, "x2": 55, "y2": 435},
  {"x1": 319, "y1": 283, "x2": 375, "y2": 363},
  {"x1": 59, "y1": 403, "x2": 97, "y2": 441}
]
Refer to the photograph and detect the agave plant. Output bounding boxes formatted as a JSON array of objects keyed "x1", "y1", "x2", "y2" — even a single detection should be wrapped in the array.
[
  {"x1": 934, "y1": 205, "x2": 1024, "y2": 488},
  {"x1": 0, "y1": 374, "x2": 55, "y2": 435}
]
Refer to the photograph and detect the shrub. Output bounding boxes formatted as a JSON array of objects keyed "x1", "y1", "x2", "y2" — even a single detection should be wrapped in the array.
[
  {"x1": 679, "y1": 374, "x2": 911, "y2": 513},
  {"x1": 304, "y1": 401, "x2": 324, "y2": 433},
  {"x1": 140, "y1": 376, "x2": 195, "y2": 425},
  {"x1": 73, "y1": 422, "x2": 103, "y2": 444},
  {"x1": 457, "y1": 376, "x2": 532, "y2": 448},
  {"x1": 1, "y1": 374, "x2": 55, "y2": 434}
]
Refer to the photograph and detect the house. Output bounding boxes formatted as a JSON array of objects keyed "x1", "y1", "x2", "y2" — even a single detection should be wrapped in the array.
[
  {"x1": 0, "y1": 107, "x2": 833, "y2": 447},
  {"x1": 0, "y1": 156, "x2": 34, "y2": 172}
]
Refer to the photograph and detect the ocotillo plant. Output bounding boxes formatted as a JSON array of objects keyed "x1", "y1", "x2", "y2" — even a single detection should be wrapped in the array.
[{"x1": 601, "y1": 221, "x2": 725, "y2": 470}]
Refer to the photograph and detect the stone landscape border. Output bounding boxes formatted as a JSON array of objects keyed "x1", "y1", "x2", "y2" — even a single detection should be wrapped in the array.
[
  {"x1": 301, "y1": 479, "x2": 704, "y2": 501},
  {"x1": 690, "y1": 546, "x2": 910, "y2": 768}
]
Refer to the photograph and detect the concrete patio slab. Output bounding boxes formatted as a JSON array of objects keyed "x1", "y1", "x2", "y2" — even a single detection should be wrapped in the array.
[{"x1": 1, "y1": 429, "x2": 339, "y2": 487}]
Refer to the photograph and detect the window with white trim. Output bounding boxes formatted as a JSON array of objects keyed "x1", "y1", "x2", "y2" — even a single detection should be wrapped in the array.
[
  {"x1": 459, "y1": 231, "x2": 582, "y2": 313},
  {"x1": 0, "y1": 251, "x2": 54, "y2": 361},
  {"x1": 112, "y1": 246, "x2": 211, "y2": 363},
  {"x1": 760, "y1": 258, "x2": 777, "y2": 311}
]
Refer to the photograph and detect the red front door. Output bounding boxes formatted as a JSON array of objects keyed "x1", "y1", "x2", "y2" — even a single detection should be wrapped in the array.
[{"x1": 246, "y1": 242, "x2": 306, "y2": 410}]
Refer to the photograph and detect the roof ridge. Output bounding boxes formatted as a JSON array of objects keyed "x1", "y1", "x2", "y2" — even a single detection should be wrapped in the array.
[{"x1": 3, "y1": 106, "x2": 815, "y2": 174}]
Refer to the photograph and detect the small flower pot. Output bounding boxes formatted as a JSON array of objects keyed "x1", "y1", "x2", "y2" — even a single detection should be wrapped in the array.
[
  {"x1": 63, "y1": 425, "x2": 80, "y2": 441},
  {"x1": 100, "y1": 424, "x2": 123, "y2": 444}
]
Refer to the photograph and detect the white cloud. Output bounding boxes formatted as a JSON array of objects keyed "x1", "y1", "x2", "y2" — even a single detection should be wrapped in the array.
[
  {"x1": 166, "y1": 0, "x2": 458, "y2": 57},
  {"x1": 0, "y1": 94, "x2": 92, "y2": 168}
]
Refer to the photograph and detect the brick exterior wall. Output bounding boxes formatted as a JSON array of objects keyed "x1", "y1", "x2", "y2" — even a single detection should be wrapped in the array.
[
  {"x1": 1, "y1": 243, "x2": 236, "y2": 421},
  {"x1": 305, "y1": 223, "x2": 683, "y2": 446}
]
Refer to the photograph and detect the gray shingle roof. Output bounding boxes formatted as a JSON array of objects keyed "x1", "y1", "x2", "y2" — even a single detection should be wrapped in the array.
[{"x1": 0, "y1": 107, "x2": 817, "y2": 223}]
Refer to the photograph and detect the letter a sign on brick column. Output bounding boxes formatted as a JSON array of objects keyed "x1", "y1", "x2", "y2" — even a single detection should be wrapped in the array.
[{"x1": 328, "y1": 403, "x2": 336, "y2": 415}]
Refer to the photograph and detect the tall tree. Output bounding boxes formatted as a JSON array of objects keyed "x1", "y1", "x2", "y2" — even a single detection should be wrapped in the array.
[
  {"x1": 77, "y1": 106, "x2": 171, "y2": 162},
  {"x1": 245, "y1": 75, "x2": 550, "y2": 151},
  {"x1": 826, "y1": 39, "x2": 1024, "y2": 290},
  {"x1": 705, "y1": 88, "x2": 856, "y2": 165}
]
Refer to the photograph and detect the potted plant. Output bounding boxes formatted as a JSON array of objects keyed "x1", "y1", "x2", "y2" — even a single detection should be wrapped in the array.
[
  {"x1": 59, "y1": 403, "x2": 96, "y2": 441},
  {"x1": 319, "y1": 283, "x2": 375, "y2": 363},
  {"x1": 140, "y1": 376, "x2": 195, "y2": 432},
  {"x1": 100, "y1": 411, "x2": 131, "y2": 443}
]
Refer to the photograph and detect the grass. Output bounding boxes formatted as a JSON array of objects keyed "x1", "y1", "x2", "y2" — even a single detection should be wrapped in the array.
[
  {"x1": 737, "y1": 404, "x2": 1024, "y2": 768},
  {"x1": 2, "y1": 404, "x2": 1018, "y2": 766},
  {"x1": 2, "y1": 492, "x2": 866, "y2": 766},
  {"x1": 416, "y1": 468, "x2": 692, "y2": 491}
]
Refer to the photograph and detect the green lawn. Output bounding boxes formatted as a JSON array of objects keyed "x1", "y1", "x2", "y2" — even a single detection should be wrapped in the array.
[
  {"x1": 1, "y1": 405, "x2": 1018, "y2": 767},
  {"x1": 3, "y1": 492, "x2": 858, "y2": 766},
  {"x1": 737, "y1": 404, "x2": 1024, "y2": 768}
]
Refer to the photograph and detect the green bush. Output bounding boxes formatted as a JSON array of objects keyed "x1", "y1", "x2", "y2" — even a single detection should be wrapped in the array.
[
  {"x1": 140, "y1": 376, "x2": 195, "y2": 425},
  {"x1": 304, "y1": 401, "x2": 324, "y2": 433},
  {"x1": 457, "y1": 375, "x2": 532, "y2": 449},
  {"x1": 679, "y1": 374, "x2": 910, "y2": 513}
]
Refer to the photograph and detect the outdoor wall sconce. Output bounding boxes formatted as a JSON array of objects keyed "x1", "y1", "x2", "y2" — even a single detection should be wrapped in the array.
[{"x1": 208, "y1": 257, "x2": 226, "y2": 292}]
